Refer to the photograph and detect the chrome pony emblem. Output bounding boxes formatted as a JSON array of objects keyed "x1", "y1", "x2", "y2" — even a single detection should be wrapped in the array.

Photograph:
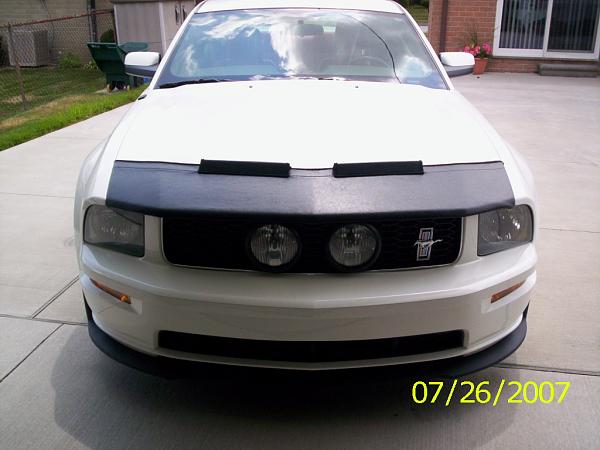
[{"x1": 414, "y1": 228, "x2": 443, "y2": 261}]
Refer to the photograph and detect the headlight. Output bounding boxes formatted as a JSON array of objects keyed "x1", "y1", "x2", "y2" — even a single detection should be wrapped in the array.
[
  {"x1": 329, "y1": 224, "x2": 379, "y2": 269},
  {"x1": 249, "y1": 224, "x2": 299, "y2": 268},
  {"x1": 84, "y1": 205, "x2": 144, "y2": 257},
  {"x1": 478, "y1": 205, "x2": 533, "y2": 256}
]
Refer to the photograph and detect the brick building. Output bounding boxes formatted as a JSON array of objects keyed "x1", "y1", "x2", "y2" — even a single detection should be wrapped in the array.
[{"x1": 428, "y1": 0, "x2": 600, "y2": 73}]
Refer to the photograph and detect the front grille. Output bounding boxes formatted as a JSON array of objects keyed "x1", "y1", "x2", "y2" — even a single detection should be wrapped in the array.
[
  {"x1": 162, "y1": 216, "x2": 462, "y2": 273},
  {"x1": 158, "y1": 330, "x2": 465, "y2": 363}
]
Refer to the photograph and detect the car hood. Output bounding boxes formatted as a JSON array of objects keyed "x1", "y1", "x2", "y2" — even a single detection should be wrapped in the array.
[{"x1": 115, "y1": 80, "x2": 502, "y2": 168}]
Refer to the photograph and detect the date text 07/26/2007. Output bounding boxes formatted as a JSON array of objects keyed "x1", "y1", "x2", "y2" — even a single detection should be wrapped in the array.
[{"x1": 411, "y1": 380, "x2": 570, "y2": 406}]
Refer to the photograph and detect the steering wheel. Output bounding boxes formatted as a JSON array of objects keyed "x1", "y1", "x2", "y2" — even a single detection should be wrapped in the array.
[{"x1": 349, "y1": 55, "x2": 391, "y2": 67}]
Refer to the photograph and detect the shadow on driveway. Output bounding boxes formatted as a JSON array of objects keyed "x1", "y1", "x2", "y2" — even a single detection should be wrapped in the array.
[{"x1": 50, "y1": 327, "x2": 518, "y2": 449}]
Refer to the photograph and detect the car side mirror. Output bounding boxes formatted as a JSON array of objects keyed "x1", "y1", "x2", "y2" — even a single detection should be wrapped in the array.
[
  {"x1": 440, "y1": 52, "x2": 475, "y2": 77},
  {"x1": 125, "y1": 52, "x2": 160, "y2": 78}
]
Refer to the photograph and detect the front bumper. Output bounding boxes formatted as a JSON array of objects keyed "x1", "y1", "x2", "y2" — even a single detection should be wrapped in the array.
[
  {"x1": 80, "y1": 214, "x2": 536, "y2": 373},
  {"x1": 86, "y1": 300, "x2": 528, "y2": 378}
]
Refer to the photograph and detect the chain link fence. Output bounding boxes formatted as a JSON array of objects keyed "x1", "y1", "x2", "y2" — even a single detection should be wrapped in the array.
[{"x1": 0, "y1": 10, "x2": 115, "y2": 121}]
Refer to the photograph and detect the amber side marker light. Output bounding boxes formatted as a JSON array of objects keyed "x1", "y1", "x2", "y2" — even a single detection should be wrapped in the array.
[
  {"x1": 91, "y1": 279, "x2": 131, "y2": 304},
  {"x1": 491, "y1": 281, "x2": 525, "y2": 303}
]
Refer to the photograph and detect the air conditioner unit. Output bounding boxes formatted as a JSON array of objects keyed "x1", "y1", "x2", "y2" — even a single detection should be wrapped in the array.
[{"x1": 8, "y1": 29, "x2": 49, "y2": 67}]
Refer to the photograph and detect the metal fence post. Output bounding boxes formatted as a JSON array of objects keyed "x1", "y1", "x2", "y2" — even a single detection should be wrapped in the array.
[
  {"x1": 7, "y1": 24, "x2": 27, "y2": 110},
  {"x1": 111, "y1": 10, "x2": 118, "y2": 43},
  {"x1": 88, "y1": 8, "x2": 98, "y2": 42}
]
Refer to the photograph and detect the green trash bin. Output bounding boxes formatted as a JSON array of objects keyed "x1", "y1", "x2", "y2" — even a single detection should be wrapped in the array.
[{"x1": 87, "y1": 41, "x2": 149, "y2": 91}]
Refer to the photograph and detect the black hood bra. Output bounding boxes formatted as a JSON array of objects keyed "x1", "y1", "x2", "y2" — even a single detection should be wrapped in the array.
[{"x1": 105, "y1": 160, "x2": 515, "y2": 219}]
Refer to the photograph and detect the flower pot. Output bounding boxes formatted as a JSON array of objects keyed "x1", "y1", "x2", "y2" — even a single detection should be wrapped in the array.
[{"x1": 473, "y1": 58, "x2": 488, "y2": 75}]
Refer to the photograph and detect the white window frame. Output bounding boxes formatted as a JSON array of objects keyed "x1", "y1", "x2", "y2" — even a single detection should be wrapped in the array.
[{"x1": 493, "y1": 0, "x2": 600, "y2": 60}]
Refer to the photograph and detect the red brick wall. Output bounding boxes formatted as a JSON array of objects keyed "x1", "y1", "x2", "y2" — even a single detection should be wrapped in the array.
[
  {"x1": 487, "y1": 57, "x2": 600, "y2": 72},
  {"x1": 428, "y1": 0, "x2": 496, "y2": 54},
  {"x1": 488, "y1": 58, "x2": 540, "y2": 72}
]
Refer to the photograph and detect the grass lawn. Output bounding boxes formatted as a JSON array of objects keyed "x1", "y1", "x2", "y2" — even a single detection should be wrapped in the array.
[
  {"x1": 0, "y1": 67, "x2": 107, "y2": 119},
  {"x1": 0, "y1": 67, "x2": 144, "y2": 151},
  {"x1": 406, "y1": 5, "x2": 429, "y2": 24}
]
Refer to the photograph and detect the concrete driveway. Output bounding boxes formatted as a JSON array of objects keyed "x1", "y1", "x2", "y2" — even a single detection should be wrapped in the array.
[{"x1": 1, "y1": 74, "x2": 599, "y2": 449}]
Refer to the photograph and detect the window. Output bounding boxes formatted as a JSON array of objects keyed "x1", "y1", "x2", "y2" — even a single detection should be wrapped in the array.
[
  {"x1": 157, "y1": 9, "x2": 447, "y2": 89},
  {"x1": 493, "y1": 0, "x2": 600, "y2": 59}
]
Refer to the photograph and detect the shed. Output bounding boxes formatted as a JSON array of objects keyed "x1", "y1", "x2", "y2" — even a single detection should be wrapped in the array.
[{"x1": 111, "y1": 0, "x2": 196, "y2": 53}]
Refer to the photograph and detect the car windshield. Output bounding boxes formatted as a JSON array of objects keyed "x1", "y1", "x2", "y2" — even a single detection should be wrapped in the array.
[{"x1": 156, "y1": 9, "x2": 447, "y2": 89}]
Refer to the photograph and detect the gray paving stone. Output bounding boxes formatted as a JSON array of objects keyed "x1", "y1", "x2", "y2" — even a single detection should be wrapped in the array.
[
  {"x1": 0, "y1": 106, "x2": 130, "y2": 199},
  {"x1": 0, "y1": 325, "x2": 598, "y2": 450},
  {"x1": 37, "y1": 281, "x2": 87, "y2": 324},
  {"x1": 0, "y1": 260, "x2": 74, "y2": 292},
  {"x1": 505, "y1": 229, "x2": 600, "y2": 373},
  {"x1": 529, "y1": 159, "x2": 600, "y2": 233},
  {"x1": 0, "y1": 285, "x2": 56, "y2": 318},
  {"x1": 0, "y1": 193, "x2": 77, "y2": 316},
  {"x1": 0, "y1": 317, "x2": 58, "y2": 380},
  {"x1": 0, "y1": 137, "x2": 101, "y2": 199},
  {"x1": 454, "y1": 73, "x2": 600, "y2": 166}
]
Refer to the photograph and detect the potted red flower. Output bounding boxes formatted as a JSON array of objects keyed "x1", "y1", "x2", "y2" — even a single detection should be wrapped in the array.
[{"x1": 464, "y1": 42, "x2": 492, "y2": 75}]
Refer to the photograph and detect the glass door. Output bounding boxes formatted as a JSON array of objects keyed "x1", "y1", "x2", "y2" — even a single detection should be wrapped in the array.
[
  {"x1": 547, "y1": 0, "x2": 600, "y2": 52},
  {"x1": 498, "y1": 0, "x2": 549, "y2": 50},
  {"x1": 494, "y1": 0, "x2": 600, "y2": 59}
]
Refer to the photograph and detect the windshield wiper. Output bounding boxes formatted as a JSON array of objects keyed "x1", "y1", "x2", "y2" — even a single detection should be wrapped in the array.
[
  {"x1": 159, "y1": 76, "x2": 348, "y2": 88},
  {"x1": 157, "y1": 79, "x2": 233, "y2": 89},
  {"x1": 251, "y1": 75, "x2": 349, "y2": 81}
]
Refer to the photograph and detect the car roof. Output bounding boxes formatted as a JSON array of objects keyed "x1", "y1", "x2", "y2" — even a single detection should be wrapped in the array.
[{"x1": 197, "y1": 0, "x2": 405, "y2": 14}]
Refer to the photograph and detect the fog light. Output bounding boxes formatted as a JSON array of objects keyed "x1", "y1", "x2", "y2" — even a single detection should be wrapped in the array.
[
  {"x1": 249, "y1": 225, "x2": 299, "y2": 268},
  {"x1": 91, "y1": 279, "x2": 131, "y2": 304},
  {"x1": 491, "y1": 281, "x2": 525, "y2": 303},
  {"x1": 329, "y1": 224, "x2": 379, "y2": 268}
]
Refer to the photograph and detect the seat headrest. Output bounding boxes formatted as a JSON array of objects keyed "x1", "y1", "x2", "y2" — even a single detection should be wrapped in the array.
[{"x1": 295, "y1": 23, "x2": 324, "y2": 37}]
